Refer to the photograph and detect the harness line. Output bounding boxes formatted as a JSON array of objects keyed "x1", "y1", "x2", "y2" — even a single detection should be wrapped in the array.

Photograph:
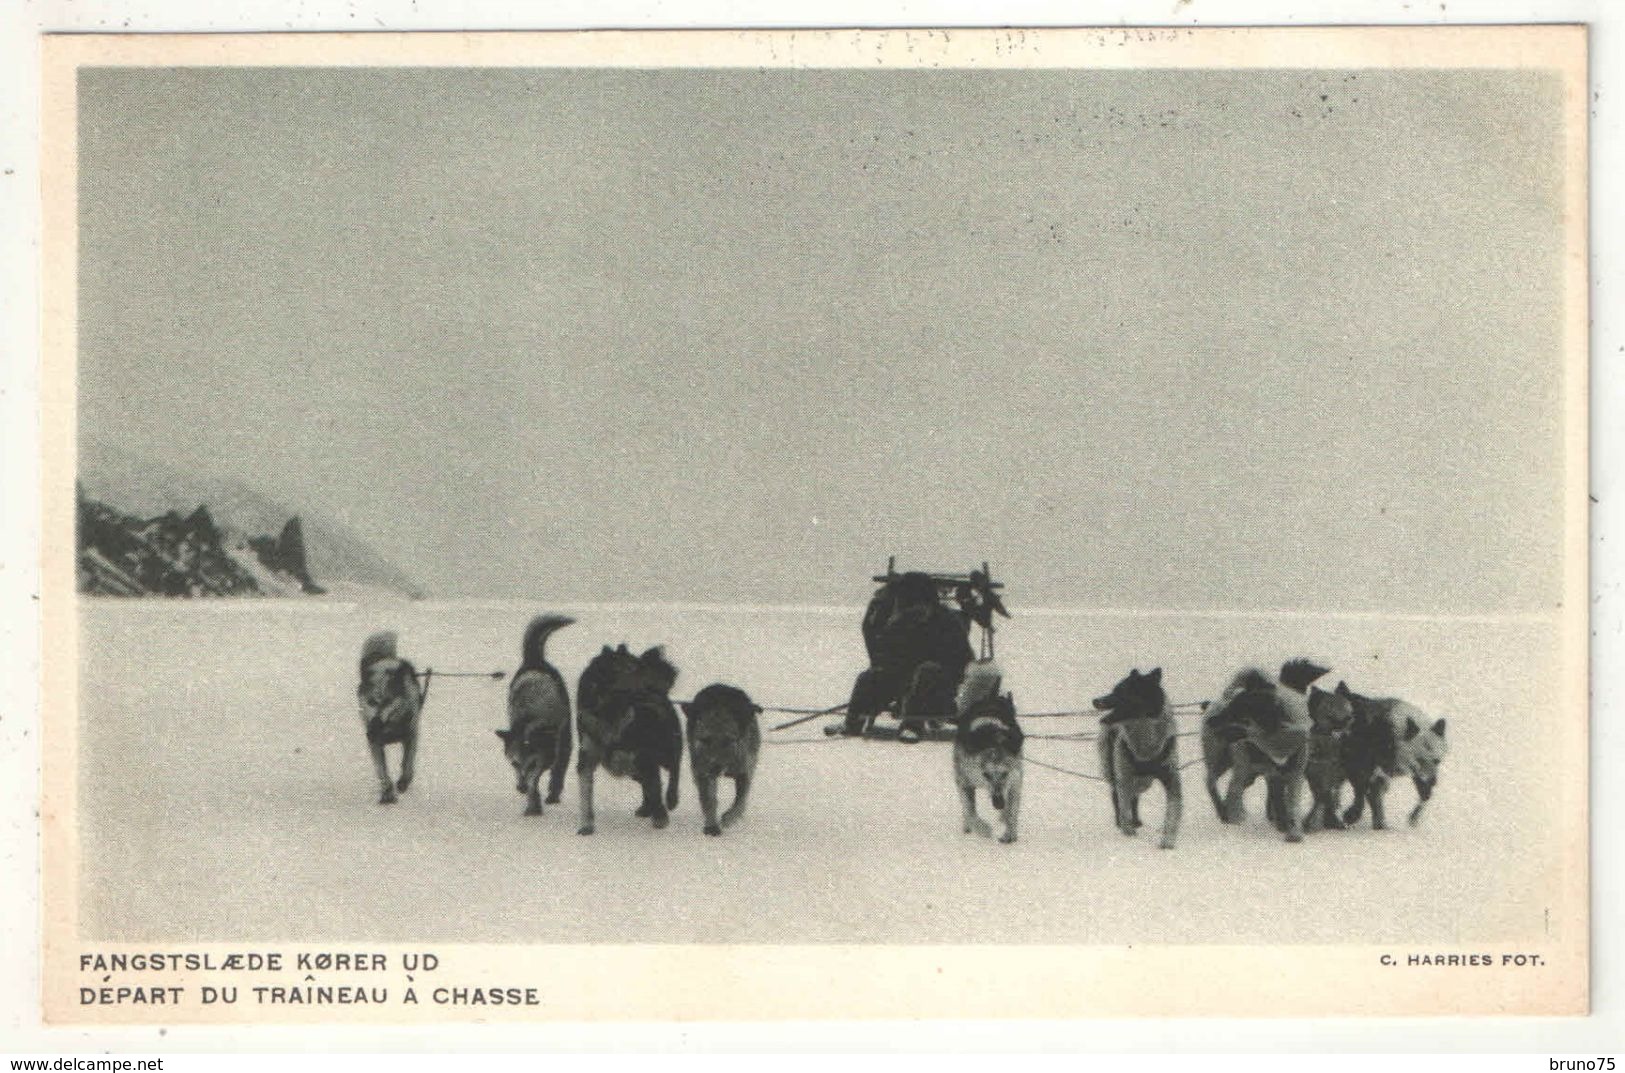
[{"x1": 1019, "y1": 754, "x2": 1110, "y2": 783}]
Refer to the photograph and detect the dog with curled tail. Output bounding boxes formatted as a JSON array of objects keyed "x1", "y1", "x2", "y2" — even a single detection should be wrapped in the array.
[
  {"x1": 1201, "y1": 658, "x2": 1324, "y2": 843},
  {"x1": 495, "y1": 614, "x2": 575, "y2": 817}
]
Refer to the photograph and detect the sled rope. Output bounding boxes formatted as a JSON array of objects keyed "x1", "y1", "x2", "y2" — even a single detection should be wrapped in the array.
[
  {"x1": 1019, "y1": 754, "x2": 1110, "y2": 783},
  {"x1": 765, "y1": 702, "x2": 850, "y2": 732},
  {"x1": 413, "y1": 669, "x2": 505, "y2": 679},
  {"x1": 1022, "y1": 751, "x2": 1206, "y2": 783},
  {"x1": 998, "y1": 701, "x2": 1208, "y2": 720}
]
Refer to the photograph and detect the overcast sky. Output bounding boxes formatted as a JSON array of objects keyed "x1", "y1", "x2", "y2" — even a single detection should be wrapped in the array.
[{"x1": 77, "y1": 66, "x2": 1566, "y2": 611}]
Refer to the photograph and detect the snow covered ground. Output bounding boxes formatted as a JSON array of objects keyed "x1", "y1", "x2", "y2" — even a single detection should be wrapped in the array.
[{"x1": 75, "y1": 599, "x2": 1568, "y2": 945}]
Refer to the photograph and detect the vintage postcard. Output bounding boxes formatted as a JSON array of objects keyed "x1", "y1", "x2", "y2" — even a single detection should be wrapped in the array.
[{"x1": 37, "y1": 25, "x2": 1587, "y2": 1023}]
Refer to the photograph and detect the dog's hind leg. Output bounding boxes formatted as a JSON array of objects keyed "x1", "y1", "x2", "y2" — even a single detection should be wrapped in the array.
[
  {"x1": 665, "y1": 750, "x2": 681, "y2": 812},
  {"x1": 1222, "y1": 759, "x2": 1258, "y2": 826},
  {"x1": 696, "y1": 774, "x2": 722, "y2": 836},
  {"x1": 1321, "y1": 781, "x2": 1345, "y2": 829},
  {"x1": 370, "y1": 741, "x2": 396, "y2": 805},
  {"x1": 1303, "y1": 786, "x2": 1324, "y2": 833},
  {"x1": 1278, "y1": 756, "x2": 1307, "y2": 843},
  {"x1": 960, "y1": 783, "x2": 991, "y2": 837},
  {"x1": 1202, "y1": 733, "x2": 1231, "y2": 821},
  {"x1": 639, "y1": 765, "x2": 670, "y2": 829},
  {"x1": 523, "y1": 769, "x2": 544, "y2": 817},
  {"x1": 1110, "y1": 740, "x2": 1137, "y2": 836},
  {"x1": 1158, "y1": 770, "x2": 1182, "y2": 850},
  {"x1": 998, "y1": 772, "x2": 1021, "y2": 844},
  {"x1": 1205, "y1": 771, "x2": 1227, "y2": 822},
  {"x1": 396, "y1": 730, "x2": 417, "y2": 794},
  {"x1": 545, "y1": 722, "x2": 571, "y2": 805},
  {"x1": 1368, "y1": 772, "x2": 1391, "y2": 831},
  {"x1": 1099, "y1": 734, "x2": 1122, "y2": 828},
  {"x1": 1341, "y1": 771, "x2": 1369, "y2": 828},
  {"x1": 1112, "y1": 777, "x2": 1138, "y2": 837},
  {"x1": 721, "y1": 771, "x2": 751, "y2": 830},
  {"x1": 576, "y1": 755, "x2": 597, "y2": 835}
]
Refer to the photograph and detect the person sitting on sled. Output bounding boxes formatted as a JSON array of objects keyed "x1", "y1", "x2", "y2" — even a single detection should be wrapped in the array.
[{"x1": 843, "y1": 573, "x2": 973, "y2": 743}]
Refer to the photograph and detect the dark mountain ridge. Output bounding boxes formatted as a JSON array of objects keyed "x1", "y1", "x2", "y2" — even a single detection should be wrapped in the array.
[{"x1": 77, "y1": 487, "x2": 324, "y2": 597}]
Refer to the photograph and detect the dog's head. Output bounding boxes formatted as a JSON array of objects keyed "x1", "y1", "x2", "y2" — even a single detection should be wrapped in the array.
[
  {"x1": 1397, "y1": 713, "x2": 1449, "y2": 789},
  {"x1": 1092, "y1": 667, "x2": 1165, "y2": 720},
  {"x1": 494, "y1": 722, "x2": 559, "y2": 794},
  {"x1": 1308, "y1": 681, "x2": 1356, "y2": 734},
  {"x1": 681, "y1": 684, "x2": 760, "y2": 778}
]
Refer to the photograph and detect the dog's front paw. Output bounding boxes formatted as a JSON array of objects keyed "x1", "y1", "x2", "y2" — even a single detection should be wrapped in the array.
[
  {"x1": 544, "y1": 792, "x2": 562, "y2": 805},
  {"x1": 969, "y1": 819, "x2": 993, "y2": 838},
  {"x1": 998, "y1": 831, "x2": 1017, "y2": 844},
  {"x1": 524, "y1": 802, "x2": 543, "y2": 817},
  {"x1": 651, "y1": 813, "x2": 670, "y2": 830},
  {"x1": 576, "y1": 822, "x2": 595, "y2": 836},
  {"x1": 1340, "y1": 806, "x2": 1361, "y2": 826},
  {"x1": 1407, "y1": 807, "x2": 1425, "y2": 827},
  {"x1": 704, "y1": 823, "x2": 722, "y2": 836},
  {"x1": 1285, "y1": 830, "x2": 1304, "y2": 844},
  {"x1": 1323, "y1": 814, "x2": 1346, "y2": 830},
  {"x1": 634, "y1": 803, "x2": 654, "y2": 818},
  {"x1": 395, "y1": 775, "x2": 412, "y2": 793},
  {"x1": 1159, "y1": 836, "x2": 1176, "y2": 850},
  {"x1": 378, "y1": 789, "x2": 397, "y2": 805}
]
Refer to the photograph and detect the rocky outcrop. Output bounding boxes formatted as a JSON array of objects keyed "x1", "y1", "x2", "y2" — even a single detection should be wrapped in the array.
[
  {"x1": 247, "y1": 517, "x2": 325, "y2": 594},
  {"x1": 77, "y1": 457, "x2": 425, "y2": 599},
  {"x1": 76, "y1": 487, "x2": 326, "y2": 597}
]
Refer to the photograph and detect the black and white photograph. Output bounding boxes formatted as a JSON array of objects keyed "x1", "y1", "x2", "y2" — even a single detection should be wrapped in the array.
[{"x1": 28, "y1": 23, "x2": 1589, "y2": 1024}]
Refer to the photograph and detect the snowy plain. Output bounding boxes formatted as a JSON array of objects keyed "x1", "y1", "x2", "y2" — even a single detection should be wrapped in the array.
[{"x1": 75, "y1": 599, "x2": 1568, "y2": 946}]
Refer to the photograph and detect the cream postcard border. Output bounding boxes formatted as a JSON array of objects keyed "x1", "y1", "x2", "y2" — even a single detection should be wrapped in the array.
[{"x1": 37, "y1": 25, "x2": 1590, "y2": 1023}]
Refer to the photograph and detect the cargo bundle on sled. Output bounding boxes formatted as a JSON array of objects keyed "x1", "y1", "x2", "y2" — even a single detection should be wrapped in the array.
[{"x1": 826, "y1": 557, "x2": 1010, "y2": 743}]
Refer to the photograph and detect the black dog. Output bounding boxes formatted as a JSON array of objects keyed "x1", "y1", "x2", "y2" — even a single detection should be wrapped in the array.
[{"x1": 575, "y1": 645, "x2": 683, "y2": 835}]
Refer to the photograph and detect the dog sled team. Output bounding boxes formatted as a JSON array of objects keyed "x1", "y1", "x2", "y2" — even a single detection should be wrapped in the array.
[
  {"x1": 361, "y1": 613, "x2": 761, "y2": 837},
  {"x1": 356, "y1": 614, "x2": 1449, "y2": 847}
]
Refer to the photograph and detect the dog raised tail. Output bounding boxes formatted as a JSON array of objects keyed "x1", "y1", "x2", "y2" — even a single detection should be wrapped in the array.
[
  {"x1": 520, "y1": 614, "x2": 576, "y2": 672},
  {"x1": 1278, "y1": 657, "x2": 1331, "y2": 694}
]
